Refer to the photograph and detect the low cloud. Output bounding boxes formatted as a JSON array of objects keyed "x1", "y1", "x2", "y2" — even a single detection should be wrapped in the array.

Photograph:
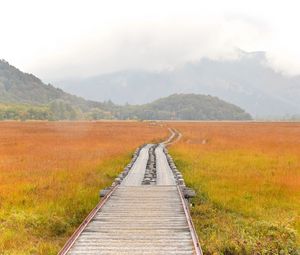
[{"x1": 1, "y1": 0, "x2": 300, "y2": 81}]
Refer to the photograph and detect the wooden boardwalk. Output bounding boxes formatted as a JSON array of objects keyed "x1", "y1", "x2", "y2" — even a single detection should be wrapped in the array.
[
  {"x1": 67, "y1": 186, "x2": 195, "y2": 254},
  {"x1": 59, "y1": 129, "x2": 202, "y2": 255}
]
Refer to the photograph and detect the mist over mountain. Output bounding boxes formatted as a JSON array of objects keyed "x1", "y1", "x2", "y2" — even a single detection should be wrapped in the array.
[
  {"x1": 0, "y1": 59, "x2": 251, "y2": 121},
  {"x1": 57, "y1": 51, "x2": 300, "y2": 118}
]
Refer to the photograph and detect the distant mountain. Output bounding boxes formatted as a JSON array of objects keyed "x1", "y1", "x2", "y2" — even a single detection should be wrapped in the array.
[
  {"x1": 116, "y1": 94, "x2": 251, "y2": 120},
  {"x1": 0, "y1": 59, "x2": 251, "y2": 120},
  {"x1": 0, "y1": 59, "x2": 111, "y2": 120},
  {"x1": 0, "y1": 59, "x2": 103, "y2": 110},
  {"x1": 57, "y1": 51, "x2": 300, "y2": 118}
]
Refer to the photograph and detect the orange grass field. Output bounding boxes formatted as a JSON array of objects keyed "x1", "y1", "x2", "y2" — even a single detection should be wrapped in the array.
[
  {"x1": 168, "y1": 122, "x2": 300, "y2": 254},
  {"x1": 0, "y1": 121, "x2": 167, "y2": 254},
  {"x1": 0, "y1": 121, "x2": 300, "y2": 254}
]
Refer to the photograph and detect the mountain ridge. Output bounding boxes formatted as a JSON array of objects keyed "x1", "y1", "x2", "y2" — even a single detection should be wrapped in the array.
[
  {"x1": 56, "y1": 51, "x2": 300, "y2": 117},
  {"x1": 0, "y1": 59, "x2": 251, "y2": 120}
]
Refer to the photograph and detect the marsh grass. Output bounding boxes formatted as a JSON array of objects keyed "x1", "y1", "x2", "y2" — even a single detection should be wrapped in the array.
[
  {"x1": 169, "y1": 122, "x2": 300, "y2": 254},
  {"x1": 2, "y1": 121, "x2": 299, "y2": 254},
  {"x1": 0, "y1": 154, "x2": 130, "y2": 254},
  {"x1": 0, "y1": 121, "x2": 167, "y2": 254}
]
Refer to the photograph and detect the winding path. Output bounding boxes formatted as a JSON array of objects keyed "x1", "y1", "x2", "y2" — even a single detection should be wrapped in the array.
[{"x1": 59, "y1": 128, "x2": 202, "y2": 255}]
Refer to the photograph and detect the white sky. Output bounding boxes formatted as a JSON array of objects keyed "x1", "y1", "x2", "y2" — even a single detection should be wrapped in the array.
[{"x1": 1, "y1": 0, "x2": 300, "y2": 81}]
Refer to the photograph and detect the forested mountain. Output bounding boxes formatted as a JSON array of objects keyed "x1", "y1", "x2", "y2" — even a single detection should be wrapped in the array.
[
  {"x1": 57, "y1": 50, "x2": 300, "y2": 118},
  {"x1": 0, "y1": 59, "x2": 104, "y2": 109},
  {"x1": 0, "y1": 59, "x2": 251, "y2": 120},
  {"x1": 115, "y1": 94, "x2": 251, "y2": 120},
  {"x1": 0, "y1": 59, "x2": 112, "y2": 120}
]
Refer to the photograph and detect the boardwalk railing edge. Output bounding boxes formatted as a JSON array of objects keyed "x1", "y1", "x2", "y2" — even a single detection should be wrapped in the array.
[
  {"x1": 177, "y1": 185, "x2": 203, "y2": 255},
  {"x1": 58, "y1": 184, "x2": 119, "y2": 255},
  {"x1": 58, "y1": 127, "x2": 203, "y2": 254}
]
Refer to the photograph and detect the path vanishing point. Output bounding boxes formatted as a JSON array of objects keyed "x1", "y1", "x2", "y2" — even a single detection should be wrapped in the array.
[{"x1": 59, "y1": 128, "x2": 202, "y2": 255}]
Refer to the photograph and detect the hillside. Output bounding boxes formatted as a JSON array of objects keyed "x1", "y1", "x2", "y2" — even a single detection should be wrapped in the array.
[
  {"x1": 117, "y1": 94, "x2": 251, "y2": 120},
  {"x1": 0, "y1": 60, "x2": 77, "y2": 105},
  {"x1": 0, "y1": 59, "x2": 251, "y2": 120},
  {"x1": 56, "y1": 50, "x2": 300, "y2": 118},
  {"x1": 0, "y1": 59, "x2": 113, "y2": 119}
]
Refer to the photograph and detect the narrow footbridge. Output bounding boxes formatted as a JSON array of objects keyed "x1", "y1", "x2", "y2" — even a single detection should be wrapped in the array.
[{"x1": 59, "y1": 128, "x2": 202, "y2": 255}]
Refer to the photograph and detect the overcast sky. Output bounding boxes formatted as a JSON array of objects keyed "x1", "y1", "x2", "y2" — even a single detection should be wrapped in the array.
[{"x1": 1, "y1": 0, "x2": 300, "y2": 81}]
